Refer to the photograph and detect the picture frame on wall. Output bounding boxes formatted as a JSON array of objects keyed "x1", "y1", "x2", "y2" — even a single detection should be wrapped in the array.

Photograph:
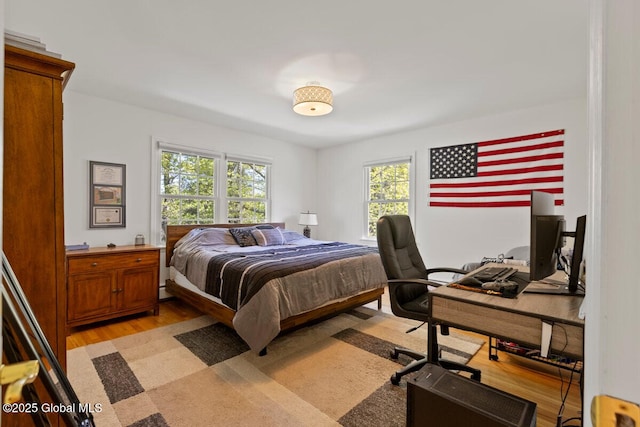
[{"x1": 89, "y1": 161, "x2": 126, "y2": 228}]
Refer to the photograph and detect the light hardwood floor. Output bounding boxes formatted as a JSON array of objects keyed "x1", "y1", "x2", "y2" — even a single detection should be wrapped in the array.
[{"x1": 67, "y1": 295, "x2": 583, "y2": 427}]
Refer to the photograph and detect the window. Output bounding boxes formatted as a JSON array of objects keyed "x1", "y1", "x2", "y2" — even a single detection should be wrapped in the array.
[
  {"x1": 160, "y1": 149, "x2": 217, "y2": 226},
  {"x1": 364, "y1": 158, "x2": 412, "y2": 238},
  {"x1": 152, "y1": 140, "x2": 272, "y2": 244},
  {"x1": 226, "y1": 159, "x2": 269, "y2": 223}
]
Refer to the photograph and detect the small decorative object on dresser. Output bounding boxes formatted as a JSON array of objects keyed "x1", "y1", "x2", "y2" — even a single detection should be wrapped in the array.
[{"x1": 66, "y1": 245, "x2": 160, "y2": 330}]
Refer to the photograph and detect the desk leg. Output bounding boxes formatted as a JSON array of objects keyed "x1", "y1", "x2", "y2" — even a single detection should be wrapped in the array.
[
  {"x1": 489, "y1": 337, "x2": 499, "y2": 361},
  {"x1": 427, "y1": 323, "x2": 439, "y2": 364}
]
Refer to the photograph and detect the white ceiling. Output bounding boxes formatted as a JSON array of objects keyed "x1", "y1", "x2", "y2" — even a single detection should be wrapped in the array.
[{"x1": 5, "y1": 1, "x2": 588, "y2": 149}]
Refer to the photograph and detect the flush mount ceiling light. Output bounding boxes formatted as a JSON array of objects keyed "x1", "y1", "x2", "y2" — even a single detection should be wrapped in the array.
[{"x1": 292, "y1": 82, "x2": 333, "y2": 116}]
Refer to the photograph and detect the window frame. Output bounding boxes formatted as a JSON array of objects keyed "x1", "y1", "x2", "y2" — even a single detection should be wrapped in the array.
[
  {"x1": 363, "y1": 155, "x2": 415, "y2": 240},
  {"x1": 151, "y1": 139, "x2": 223, "y2": 245},
  {"x1": 150, "y1": 139, "x2": 272, "y2": 245},
  {"x1": 224, "y1": 155, "x2": 272, "y2": 224}
]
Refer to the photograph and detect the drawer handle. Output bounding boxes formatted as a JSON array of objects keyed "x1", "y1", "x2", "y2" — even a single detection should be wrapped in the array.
[
  {"x1": 112, "y1": 289, "x2": 124, "y2": 293},
  {"x1": 136, "y1": 258, "x2": 142, "y2": 262},
  {"x1": 91, "y1": 262, "x2": 98, "y2": 267}
]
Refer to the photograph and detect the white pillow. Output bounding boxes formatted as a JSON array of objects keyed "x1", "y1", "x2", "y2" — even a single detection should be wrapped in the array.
[{"x1": 196, "y1": 228, "x2": 238, "y2": 245}]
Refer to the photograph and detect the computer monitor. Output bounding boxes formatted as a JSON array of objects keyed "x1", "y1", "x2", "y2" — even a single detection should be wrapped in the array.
[
  {"x1": 530, "y1": 214, "x2": 565, "y2": 281},
  {"x1": 525, "y1": 191, "x2": 586, "y2": 295},
  {"x1": 567, "y1": 215, "x2": 586, "y2": 293},
  {"x1": 529, "y1": 191, "x2": 564, "y2": 281}
]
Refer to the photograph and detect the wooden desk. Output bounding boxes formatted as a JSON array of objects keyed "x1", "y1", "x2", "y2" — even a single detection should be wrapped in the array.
[{"x1": 428, "y1": 266, "x2": 584, "y2": 361}]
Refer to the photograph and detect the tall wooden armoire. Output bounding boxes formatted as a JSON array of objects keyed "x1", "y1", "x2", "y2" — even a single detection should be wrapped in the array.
[{"x1": 3, "y1": 43, "x2": 75, "y2": 426}]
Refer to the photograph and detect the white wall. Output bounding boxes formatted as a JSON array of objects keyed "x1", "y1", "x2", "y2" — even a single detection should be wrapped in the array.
[
  {"x1": 62, "y1": 90, "x2": 317, "y2": 246},
  {"x1": 582, "y1": 0, "x2": 640, "y2": 421},
  {"x1": 317, "y1": 98, "x2": 588, "y2": 270}
]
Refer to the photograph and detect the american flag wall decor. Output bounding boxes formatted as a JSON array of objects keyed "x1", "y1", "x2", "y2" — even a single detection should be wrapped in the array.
[{"x1": 429, "y1": 129, "x2": 564, "y2": 208}]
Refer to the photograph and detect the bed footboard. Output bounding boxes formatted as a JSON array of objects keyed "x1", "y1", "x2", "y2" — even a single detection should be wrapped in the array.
[{"x1": 165, "y1": 279, "x2": 384, "y2": 334}]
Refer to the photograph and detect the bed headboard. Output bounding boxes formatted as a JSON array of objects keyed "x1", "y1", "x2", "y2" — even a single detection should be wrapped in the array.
[{"x1": 165, "y1": 222, "x2": 286, "y2": 266}]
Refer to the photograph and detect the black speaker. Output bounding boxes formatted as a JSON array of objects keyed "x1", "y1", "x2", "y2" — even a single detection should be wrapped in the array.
[{"x1": 407, "y1": 364, "x2": 537, "y2": 427}]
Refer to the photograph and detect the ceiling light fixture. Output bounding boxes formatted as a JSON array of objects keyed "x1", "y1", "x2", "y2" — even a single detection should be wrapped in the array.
[{"x1": 292, "y1": 82, "x2": 333, "y2": 116}]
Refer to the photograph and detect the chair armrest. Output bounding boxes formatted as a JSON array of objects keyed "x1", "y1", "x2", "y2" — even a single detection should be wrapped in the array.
[
  {"x1": 425, "y1": 267, "x2": 469, "y2": 276},
  {"x1": 388, "y1": 278, "x2": 444, "y2": 288}
]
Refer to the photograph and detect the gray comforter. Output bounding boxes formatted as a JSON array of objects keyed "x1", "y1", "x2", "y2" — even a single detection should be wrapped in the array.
[{"x1": 170, "y1": 228, "x2": 387, "y2": 351}]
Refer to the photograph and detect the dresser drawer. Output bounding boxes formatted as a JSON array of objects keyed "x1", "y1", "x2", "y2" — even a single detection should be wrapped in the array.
[{"x1": 68, "y1": 250, "x2": 158, "y2": 274}]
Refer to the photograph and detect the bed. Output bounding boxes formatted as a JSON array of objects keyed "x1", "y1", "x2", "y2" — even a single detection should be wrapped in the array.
[{"x1": 165, "y1": 223, "x2": 387, "y2": 353}]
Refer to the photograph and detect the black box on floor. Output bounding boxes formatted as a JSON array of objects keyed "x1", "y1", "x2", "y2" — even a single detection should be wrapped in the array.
[{"x1": 407, "y1": 364, "x2": 537, "y2": 427}]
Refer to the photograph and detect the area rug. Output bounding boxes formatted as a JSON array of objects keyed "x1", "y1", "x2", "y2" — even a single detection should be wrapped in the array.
[{"x1": 67, "y1": 307, "x2": 484, "y2": 427}]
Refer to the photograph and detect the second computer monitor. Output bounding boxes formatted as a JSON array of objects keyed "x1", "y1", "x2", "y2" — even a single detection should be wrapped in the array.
[
  {"x1": 527, "y1": 191, "x2": 586, "y2": 295},
  {"x1": 530, "y1": 214, "x2": 565, "y2": 281},
  {"x1": 529, "y1": 191, "x2": 565, "y2": 281},
  {"x1": 567, "y1": 215, "x2": 586, "y2": 293}
]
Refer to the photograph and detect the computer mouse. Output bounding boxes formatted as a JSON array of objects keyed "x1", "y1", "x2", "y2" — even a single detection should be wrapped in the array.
[{"x1": 457, "y1": 276, "x2": 484, "y2": 287}]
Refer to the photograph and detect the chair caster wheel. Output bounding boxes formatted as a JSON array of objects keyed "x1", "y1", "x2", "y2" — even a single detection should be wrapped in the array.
[
  {"x1": 390, "y1": 349, "x2": 399, "y2": 360},
  {"x1": 391, "y1": 374, "x2": 400, "y2": 385},
  {"x1": 489, "y1": 355, "x2": 499, "y2": 361}
]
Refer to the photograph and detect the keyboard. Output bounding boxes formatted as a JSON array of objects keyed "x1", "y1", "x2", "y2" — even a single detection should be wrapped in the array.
[{"x1": 472, "y1": 266, "x2": 518, "y2": 282}]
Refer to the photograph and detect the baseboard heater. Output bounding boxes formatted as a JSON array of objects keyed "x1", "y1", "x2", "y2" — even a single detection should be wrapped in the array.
[{"x1": 407, "y1": 364, "x2": 537, "y2": 427}]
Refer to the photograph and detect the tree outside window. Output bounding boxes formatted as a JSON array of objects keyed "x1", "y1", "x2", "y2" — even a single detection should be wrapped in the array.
[
  {"x1": 161, "y1": 150, "x2": 216, "y2": 226},
  {"x1": 366, "y1": 161, "x2": 410, "y2": 237},
  {"x1": 226, "y1": 160, "x2": 269, "y2": 223}
]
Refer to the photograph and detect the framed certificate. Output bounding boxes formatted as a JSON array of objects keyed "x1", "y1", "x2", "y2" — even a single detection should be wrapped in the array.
[
  {"x1": 89, "y1": 161, "x2": 126, "y2": 228},
  {"x1": 92, "y1": 207, "x2": 123, "y2": 227},
  {"x1": 92, "y1": 162, "x2": 124, "y2": 186}
]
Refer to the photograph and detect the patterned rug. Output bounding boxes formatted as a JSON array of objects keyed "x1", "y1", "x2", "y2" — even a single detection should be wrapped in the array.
[{"x1": 67, "y1": 307, "x2": 484, "y2": 427}]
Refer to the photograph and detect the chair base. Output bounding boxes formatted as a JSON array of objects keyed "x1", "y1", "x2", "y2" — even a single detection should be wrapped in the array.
[{"x1": 390, "y1": 346, "x2": 481, "y2": 385}]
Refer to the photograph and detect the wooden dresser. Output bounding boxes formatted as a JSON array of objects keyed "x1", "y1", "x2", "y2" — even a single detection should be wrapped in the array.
[
  {"x1": 3, "y1": 43, "x2": 75, "y2": 427},
  {"x1": 66, "y1": 245, "x2": 160, "y2": 329}
]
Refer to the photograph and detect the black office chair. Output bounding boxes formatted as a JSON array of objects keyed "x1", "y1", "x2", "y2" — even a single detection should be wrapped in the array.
[{"x1": 376, "y1": 215, "x2": 481, "y2": 385}]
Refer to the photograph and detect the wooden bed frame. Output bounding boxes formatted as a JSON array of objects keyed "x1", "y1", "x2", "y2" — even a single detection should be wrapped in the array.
[{"x1": 165, "y1": 223, "x2": 384, "y2": 334}]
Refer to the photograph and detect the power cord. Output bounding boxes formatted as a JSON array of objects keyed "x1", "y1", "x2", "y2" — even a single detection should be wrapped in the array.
[
  {"x1": 554, "y1": 324, "x2": 582, "y2": 427},
  {"x1": 561, "y1": 417, "x2": 582, "y2": 427}
]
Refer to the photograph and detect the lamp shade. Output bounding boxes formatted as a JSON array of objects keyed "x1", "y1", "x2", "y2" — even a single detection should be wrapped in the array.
[
  {"x1": 293, "y1": 84, "x2": 333, "y2": 116},
  {"x1": 298, "y1": 212, "x2": 318, "y2": 226}
]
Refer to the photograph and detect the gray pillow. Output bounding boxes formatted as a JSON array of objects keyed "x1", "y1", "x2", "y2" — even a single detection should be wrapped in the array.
[{"x1": 252, "y1": 227, "x2": 285, "y2": 246}]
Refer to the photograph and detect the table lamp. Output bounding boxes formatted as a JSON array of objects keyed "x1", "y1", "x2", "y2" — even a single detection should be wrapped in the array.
[{"x1": 298, "y1": 211, "x2": 318, "y2": 238}]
